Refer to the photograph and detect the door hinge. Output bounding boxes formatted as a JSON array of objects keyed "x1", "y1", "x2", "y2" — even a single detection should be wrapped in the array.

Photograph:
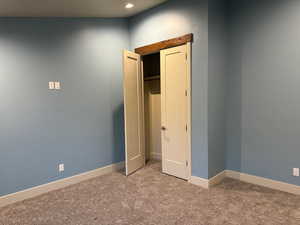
[
  {"x1": 185, "y1": 90, "x2": 187, "y2": 96},
  {"x1": 185, "y1": 53, "x2": 188, "y2": 60},
  {"x1": 185, "y1": 124, "x2": 188, "y2": 132},
  {"x1": 186, "y1": 161, "x2": 188, "y2": 167}
]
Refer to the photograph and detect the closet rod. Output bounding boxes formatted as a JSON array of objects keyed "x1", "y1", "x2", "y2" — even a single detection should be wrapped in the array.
[{"x1": 144, "y1": 75, "x2": 160, "y2": 81}]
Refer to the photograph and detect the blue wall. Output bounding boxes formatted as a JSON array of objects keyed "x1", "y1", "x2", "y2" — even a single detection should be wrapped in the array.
[
  {"x1": 2, "y1": 0, "x2": 299, "y2": 197},
  {"x1": 226, "y1": 0, "x2": 300, "y2": 186},
  {"x1": 129, "y1": 0, "x2": 210, "y2": 179},
  {"x1": 225, "y1": 0, "x2": 242, "y2": 172},
  {"x1": 208, "y1": 0, "x2": 227, "y2": 178},
  {"x1": 0, "y1": 18, "x2": 129, "y2": 196}
]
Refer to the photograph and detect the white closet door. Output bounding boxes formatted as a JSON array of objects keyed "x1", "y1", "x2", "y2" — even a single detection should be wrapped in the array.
[
  {"x1": 123, "y1": 50, "x2": 145, "y2": 175},
  {"x1": 161, "y1": 45, "x2": 188, "y2": 180}
]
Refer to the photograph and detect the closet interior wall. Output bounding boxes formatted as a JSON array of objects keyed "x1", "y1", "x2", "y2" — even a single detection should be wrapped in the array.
[{"x1": 142, "y1": 53, "x2": 162, "y2": 161}]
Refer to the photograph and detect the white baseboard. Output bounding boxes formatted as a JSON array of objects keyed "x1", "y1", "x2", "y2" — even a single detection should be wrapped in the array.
[
  {"x1": 150, "y1": 152, "x2": 161, "y2": 161},
  {"x1": 226, "y1": 170, "x2": 300, "y2": 195},
  {"x1": 2, "y1": 163, "x2": 299, "y2": 209},
  {"x1": 225, "y1": 170, "x2": 241, "y2": 180},
  {"x1": 209, "y1": 170, "x2": 226, "y2": 186},
  {"x1": 189, "y1": 170, "x2": 300, "y2": 195},
  {"x1": 0, "y1": 161, "x2": 125, "y2": 208},
  {"x1": 189, "y1": 170, "x2": 226, "y2": 189},
  {"x1": 189, "y1": 176, "x2": 209, "y2": 189}
]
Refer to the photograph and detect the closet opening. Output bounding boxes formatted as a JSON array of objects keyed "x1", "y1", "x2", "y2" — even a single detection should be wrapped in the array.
[
  {"x1": 123, "y1": 33, "x2": 192, "y2": 179},
  {"x1": 142, "y1": 52, "x2": 161, "y2": 163}
]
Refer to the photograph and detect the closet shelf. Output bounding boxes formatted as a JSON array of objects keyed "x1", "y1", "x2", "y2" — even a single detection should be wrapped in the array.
[{"x1": 144, "y1": 75, "x2": 160, "y2": 81}]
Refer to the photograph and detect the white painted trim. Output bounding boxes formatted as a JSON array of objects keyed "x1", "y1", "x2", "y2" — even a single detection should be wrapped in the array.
[
  {"x1": 0, "y1": 161, "x2": 125, "y2": 208},
  {"x1": 186, "y1": 42, "x2": 192, "y2": 180},
  {"x1": 226, "y1": 170, "x2": 300, "y2": 195},
  {"x1": 209, "y1": 170, "x2": 226, "y2": 186},
  {"x1": 189, "y1": 170, "x2": 226, "y2": 189},
  {"x1": 189, "y1": 176, "x2": 209, "y2": 189},
  {"x1": 225, "y1": 170, "x2": 241, "y2": 180},
  {"x1": 150, "y1": 152, "x2": 162, "y2": 161},
  {"x1": 190, "y1": 170, "x2": 300, "y2": 195}
]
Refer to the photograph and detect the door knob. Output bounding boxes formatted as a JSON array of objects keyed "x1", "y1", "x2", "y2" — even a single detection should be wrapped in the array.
[{"x1": 161, "y1": 126, "x2": 167, "y2": 131}]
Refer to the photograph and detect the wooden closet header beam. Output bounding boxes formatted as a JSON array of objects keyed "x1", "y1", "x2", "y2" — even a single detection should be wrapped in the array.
[{"x1": 135, "y1": 33, "x2": 193, "y2": 56}]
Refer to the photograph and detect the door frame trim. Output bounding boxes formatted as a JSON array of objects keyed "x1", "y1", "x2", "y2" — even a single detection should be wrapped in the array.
[
  {"x1": 186, "y1": 42, "x2": 192, "y2": 180},
  {"x1": 135, "y1": 33, "x2": 193, "y2": 56}
]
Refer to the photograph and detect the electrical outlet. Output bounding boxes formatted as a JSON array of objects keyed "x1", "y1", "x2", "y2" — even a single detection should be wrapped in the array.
[
  {"x1": 49, "y1": 81, "x2": 55, "y2": 90},
  {"x1": 54, "y1": 81, "x2": 61, "y2": 90},
  {"x1": 59, "y1": 164, "x2": 64, "y2": 172},
  {"x1": 293, "y1": 168, "x2": 299, "y2": 177}
]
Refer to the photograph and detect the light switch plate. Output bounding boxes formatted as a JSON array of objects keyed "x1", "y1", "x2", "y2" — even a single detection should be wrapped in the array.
[
  {"x1": 49, "y1": 82, "x2": 55, "y2": 90},
  {"x1": 55, "y1": 82, "x2": 61, "y2": 90},
  {"x1": 59, "y1": 164, "x2": 64, "y2": 172},
  {"x1": 293, "y1": 168, "x2": 299, "y2": 177}
]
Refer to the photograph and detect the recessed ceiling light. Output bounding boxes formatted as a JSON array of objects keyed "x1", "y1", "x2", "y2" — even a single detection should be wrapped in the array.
[{"x1": 125, "y1": 3, "x2": 134, "y2": 9}]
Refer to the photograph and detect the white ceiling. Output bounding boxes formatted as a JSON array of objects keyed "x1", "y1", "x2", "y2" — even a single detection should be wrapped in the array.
[{"x1": 0, "y1": 0, "x2": 168, "y2": 18}]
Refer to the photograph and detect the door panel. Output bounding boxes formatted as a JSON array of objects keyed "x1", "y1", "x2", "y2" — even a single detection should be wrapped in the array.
[
  {"x1": 161, "y1": 45, "x2": 188, "y2": 180},
  {"x1": 123, "y1": 50, "x2": 145, "y2": 176}
]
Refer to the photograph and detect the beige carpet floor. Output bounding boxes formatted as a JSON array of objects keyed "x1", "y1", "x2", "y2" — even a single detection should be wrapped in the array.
[{"x1": 0, "y1": 161, "x2": 300, "y2": 225}]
